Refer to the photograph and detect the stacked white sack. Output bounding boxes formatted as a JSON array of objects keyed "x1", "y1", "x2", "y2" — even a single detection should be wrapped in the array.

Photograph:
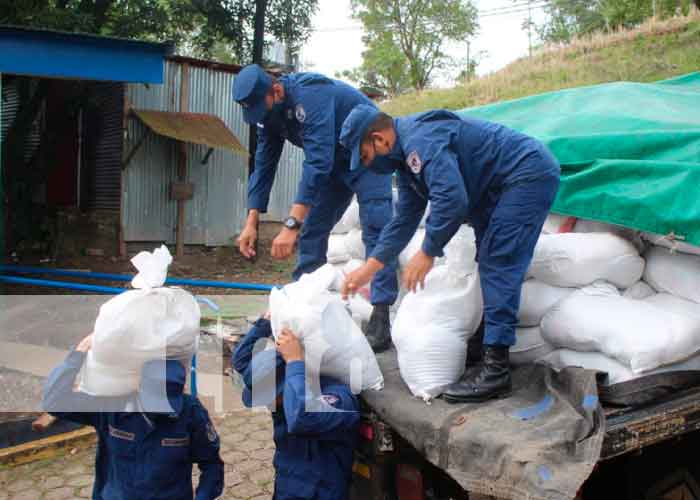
[
  {"x1": 331, "y1": 198, "x2": 360, "y2": 235},
  {"x1": 391, "y1": 226, "x2": 482, "y2": 402},
  {"x1": 511, "y1": 327, "x2": 554, "y2": 366},
  {"x1": 518, "y1": 280, "x2": 575, "y2": 327},
  {"x1": 644, "y1": 246, "x2": 700, "y2": 304},
  {"x1": 641, "y1": 232, "x2": 700, "y2": 257},
  {"x1": 528, "y1": 233, "x2": 645, "y2": 288},
  {"x1": 269, "y1": 264, "x2": 383, "y2": 393},
  {"x1": 541, "y1": 282, "x2": 700, "y2": 373},
  {"x1": 79, "y1": 246, "x2": 200, "y2": 396}
]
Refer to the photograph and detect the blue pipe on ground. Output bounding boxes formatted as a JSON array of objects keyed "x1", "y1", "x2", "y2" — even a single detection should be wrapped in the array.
[
  {"x1": 0, "y1": 264, "x2": 275, "y2": 291},
  {"x1": 0, "y1": 275, "x2": 127, "y2": 294}
]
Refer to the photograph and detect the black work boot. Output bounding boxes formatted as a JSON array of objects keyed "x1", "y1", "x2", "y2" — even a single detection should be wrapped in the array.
[
  {"x1": 465, "y1": 322, "x2": 485, "y2": 367},
  {"x1": 442, "y1": 345, "x2": 512, "y2": 404},
  {"x1": 364, "y1": 304, "x2": 391, "y2": 353}
]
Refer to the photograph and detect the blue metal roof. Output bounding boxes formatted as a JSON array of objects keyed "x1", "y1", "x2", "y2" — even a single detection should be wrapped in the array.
[{"x1": 0, "y1": 25, "x2": 173, "y2": 83}]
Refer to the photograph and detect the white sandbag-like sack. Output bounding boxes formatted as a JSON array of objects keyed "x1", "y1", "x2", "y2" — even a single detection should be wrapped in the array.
[
  {"x1": 644, "y1": 246, "x2": 700, "y2": 304},
  {"x1": 528, "y1": 233, "x2": 645, "y2": 288},
  {"x1": 542, "y1": 349, "x2": 700, "y2": 386},
  {"x1": 392, "y1": 241, "x2": 483, "y2": 402},
  {"x1": 541, "y1": 214, "x2": 571, "y2": 234},
  {"x1": 399, "y1": 225, "x2": 474, "y2": 270},
  {"x1": 541, "y1": 282, "x2": 700, "y2": 373},
  {"x1": 269, "y1": 265, "x2": 383, "y2": 393},
  {"x1": 399, "y1": 229, "x2": 425, "y2": 268},
  {"x1": 511, "y1": 327, "x2": 554, "y2": 366},
  {"x1": 642, "y1": 232, "x2": 700, "y2": 257},
  {"x1": 623, "y1": 281, "x2": 655, "y2": 300},
  {"x1": 79, "y1": 246, "x2": 200, "y2": 396},
  {"x1": 331, "y1": 199, "x2": 360, "y2": 234},
  {"x1": 327, "y1": 234, "x2": 351, "y2": 264},
  {"x1": 644, "y1": 293, "x2": 700, "y2": 318},
  {"x1": 518, "y1": 280, "x2": 574, "y2": 327},
  {"x1": 573, "y1": 218, "x2": 644, "y2": 251},
  {"x1": 345, "y1": 229, "x2": 366, "y2": 260}
]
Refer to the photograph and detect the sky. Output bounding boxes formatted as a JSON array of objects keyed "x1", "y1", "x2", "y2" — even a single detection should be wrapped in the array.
[{"x1": 301, "y1": 0, "x2": 548, "y2": 87}]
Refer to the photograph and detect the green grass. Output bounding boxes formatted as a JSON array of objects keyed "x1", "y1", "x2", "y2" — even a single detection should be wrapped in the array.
[{"x1": 381, "y1": 13, "x2": 700, "y2": 116}]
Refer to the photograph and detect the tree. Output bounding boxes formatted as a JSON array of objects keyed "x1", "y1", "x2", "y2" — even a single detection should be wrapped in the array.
[
  {"x1": 536, "y1": 0, "x2": 606, "y2": 44},
  {"x1": 348, "y1": 0, "x2": 478, "y2": 91}
]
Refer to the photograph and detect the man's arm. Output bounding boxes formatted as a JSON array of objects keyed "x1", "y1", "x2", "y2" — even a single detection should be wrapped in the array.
[
  {"x1": 248, "y1": 125, "x2": 285, "y2": 215},
  {"x1": 370, "y1": 173, "x2": 428, "y2": 266},
  {"x1": 190, "y1": 399, "x2": 224, "y2": 500},
  {"x1": 283, "y1": 361, "x2": 360, "y2": 437},
  {"x1": 231, "y1": 318, "x2": 273, "y2": 376}
]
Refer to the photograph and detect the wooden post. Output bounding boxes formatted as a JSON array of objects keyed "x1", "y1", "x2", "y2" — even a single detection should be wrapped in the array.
[
  {"x1": 176, "y1": 63, "x2": 190, "y2": 258},
  {"x1": 119, "y1": 91, "x2": 129, "y2": 259}
]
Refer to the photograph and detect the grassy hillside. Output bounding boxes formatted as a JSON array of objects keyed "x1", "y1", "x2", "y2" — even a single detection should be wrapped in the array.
[{"x1": 381, "y1": 10, "x2": 700, "y2": 116}]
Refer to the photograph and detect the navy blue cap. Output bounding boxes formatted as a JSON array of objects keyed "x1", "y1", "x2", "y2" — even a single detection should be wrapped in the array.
[
  {"x1": 232, "y1": 64, "x2": 273, "y2": 125},
  {"x1": 340, "y1": 104, "x2": 380, "y2": 171},
  {"x1": 241, "y1": 349, "x2": 286, "y2": 408},
  {"x1": 139, "y1": 359, "x2": 186, "y2": 414}
]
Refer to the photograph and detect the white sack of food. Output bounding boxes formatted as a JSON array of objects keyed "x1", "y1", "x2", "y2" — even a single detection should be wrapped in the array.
[
  {"x1": 269, "y1": 264, "x2": 383, "y2": 393},
  {"x1": 327, "y1": 234, "x2": 352, "y2": 264},
  {"x1": 518, "y1": 280, "x2": 575, "y2": 327},
  {"x1": 399, "y1": 229, "x2": 425, "y2": 268},
  {"x1": 79, "y1": 246, "x2": 200, "y2": 396},
  {"x1": 542, "y1": 214, "x2": 571, "y2": 234},
  {"x1": 641, "y1": 232, "x2": 700, "y2": 256},
  {"x1": 644, "y1": 293, "x2": 700, "y2": 318},
  {"x1": 391, "y1": 240, "x2": 483, "y2": 402},
  {"x1": 331, "y1": 198, "x2": 360, "y2": 234},
  {"x1": 541, "y1": 282, "x2": 700, "y2": 373},
  {"x1": 511, "y1": 327, "x2": 554, "y2": 366},
  {"x1": 623, "y1": 281, "x2": 655, "y2": 300},
  {"x1": 344, "y1": 229, "x2": 366, "y2": 260},
  {"x1": 528, "y1": 233, "x2": 645, "y2": 288},
  {"x1": 399, "y1": 225, "x2": 474, "y2": 270},
  {"x1": 573, "y1": 218, "x2": 644, "y2": 251},
  {"x1": 542, "y1": 349, "x2": 700, "y2": 385},
  {"x1": 644, "y1": 246, "x2": 700, "y2": 304}
]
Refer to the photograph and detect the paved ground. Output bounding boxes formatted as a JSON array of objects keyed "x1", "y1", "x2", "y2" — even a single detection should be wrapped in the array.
[{"x1": 0, "y1": 409, "x2": 277, "y2": 500}]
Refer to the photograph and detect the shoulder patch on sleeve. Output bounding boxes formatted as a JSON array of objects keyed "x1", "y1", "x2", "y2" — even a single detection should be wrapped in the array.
[
  {"x1": 295, "y1": 104, "x2": 306, "y2": 123},
  {"x1": 319, "y1": 394, "x2": 340, "y2": 406},
  {"x1": 407, "y1": 150, "x2": 422, "y2": 174},
  {"x1": 206, "y1": 422, "x2": 219, "y2": 443}
]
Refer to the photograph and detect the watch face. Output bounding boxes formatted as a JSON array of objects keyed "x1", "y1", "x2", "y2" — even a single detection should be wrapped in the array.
[{"x1": 285, "y1": 218, "x2": 297, "y2": 229}]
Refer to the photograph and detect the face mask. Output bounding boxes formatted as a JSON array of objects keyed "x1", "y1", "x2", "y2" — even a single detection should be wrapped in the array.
[{"x1": 367, "y1": 138, "x2": 401, "y2": 174}]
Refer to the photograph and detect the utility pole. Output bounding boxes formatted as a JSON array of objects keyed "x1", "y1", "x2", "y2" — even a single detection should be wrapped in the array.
[
  {"x1": 652, "y1": 0, "x2": 657, "y2": 18},
  {"x1": 466, "y1": 41, "x2": 471, "y2": 82}
]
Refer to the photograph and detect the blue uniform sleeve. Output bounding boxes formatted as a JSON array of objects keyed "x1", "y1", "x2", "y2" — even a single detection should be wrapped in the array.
[
  {"x1": 248, "y1": 125, "x2": 285, "y2": 212},
  {"x1": 293, "y1": 89, "x2": 336, "y2": 207},
  {"x1": 42, "y1": 350, "x2": 101, "y2": 427},
  {"x1": 231, "y1": 318, "x2": 273, "y2": 376},
  {"x1": 370, "y1": 173, "x2": 428, "y2": 265},
  {"x1": 282, "y1": 361, "x2": 360, "y2": 437},
  {"x1": 420, "y1": 146, "x2": 470, "y2": 257},
  {"x1": 190, "y1": 399, "x2": 224, "y2": 500}
]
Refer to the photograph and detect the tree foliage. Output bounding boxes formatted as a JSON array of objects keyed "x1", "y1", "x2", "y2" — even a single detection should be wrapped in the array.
[{"x1": 347, "y1": 0, "x2": 478, "y2": 92}]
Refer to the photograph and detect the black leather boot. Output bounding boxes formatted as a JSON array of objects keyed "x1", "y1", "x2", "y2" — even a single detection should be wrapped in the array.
[
  {"x1": 442, "y1": 345, "x2": 512, "y2": 404},
  {"x1": 365, "y1": 304, "x2": 391, "y2": 353},
  {"x1": 465, "y1": 322, "x2": 485, "y2": 367}
]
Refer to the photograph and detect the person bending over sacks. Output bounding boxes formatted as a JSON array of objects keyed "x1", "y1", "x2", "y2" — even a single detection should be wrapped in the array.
[
  {"x1": 232, "y1": 317, "x2": 360, "y2": 500},
  {"x1": 42, "y1": 334, "x2": 224, "y2": 500}
]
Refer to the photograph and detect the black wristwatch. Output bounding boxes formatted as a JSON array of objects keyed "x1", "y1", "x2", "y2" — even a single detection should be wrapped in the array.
[{"x1": 283, "y1": 216, "x2": 303, "y2": 231}]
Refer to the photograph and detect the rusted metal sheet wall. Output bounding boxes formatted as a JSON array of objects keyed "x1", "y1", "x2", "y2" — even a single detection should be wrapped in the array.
[{"x1": 124, "y1": 59, "x2": 303, "y2": 245}]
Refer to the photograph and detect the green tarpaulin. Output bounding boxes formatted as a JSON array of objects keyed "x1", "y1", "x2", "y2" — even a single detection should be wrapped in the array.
[{"x1": 458, "y1": 73, "x2": 700, "y2": 245}]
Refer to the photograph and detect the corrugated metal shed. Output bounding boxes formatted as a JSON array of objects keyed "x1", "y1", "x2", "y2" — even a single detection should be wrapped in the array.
[{"x1": 125, "y1": 58, "x2": 303, "y2": 246}]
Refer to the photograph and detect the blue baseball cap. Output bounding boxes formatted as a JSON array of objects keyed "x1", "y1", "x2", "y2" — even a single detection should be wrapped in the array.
[
  {"x1": 241, "y1": 349, "x2": 286, "y2": 408},
  {"x1": 232, "y1": 64, "x2": 273, "y2": 125},
  {"x1": 340, "y1": 104, "x2": 381, "y2": 171}
]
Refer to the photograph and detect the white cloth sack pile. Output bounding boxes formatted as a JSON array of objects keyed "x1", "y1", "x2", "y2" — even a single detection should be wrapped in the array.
[
  {"x1": 79, "y1": 246, "x2": 200, "y2": 396},
  {"x1": 327, "y1": 230, "x2": 365, "y2": 264},
  {"x1": 269, "y1": 264, "x2": 383, "y2": 393},
  {"x1": 541, "y1": 282, "x2": 700, "y2": 373},
  {"x1": 528, "y1": 233, "x2": 645, "y2": 288},
  {"x1": 331, "y1": 199, "x2": 360, "y2": 234},
  {"x1": 518, "y1": 280, "x2": 575, "y2": 327},
  {"x1": 542, "y1": 349, "x2": 700, "y2": 385},
  {"x1": 511, "y1": 327, "x2": 554, "y2": 366},
  {"x1": 644, "y1": 246, "x2": 700, "y2": 304},
  {"x1": 391, "y1": 228, "x2": 482, "y2": 402},
  {"x1": 642, "y1": 232, "x2": 700, "y2": 257},
  {"x1": 622, "y1": 281, "x2": 655, "y2": 300}
]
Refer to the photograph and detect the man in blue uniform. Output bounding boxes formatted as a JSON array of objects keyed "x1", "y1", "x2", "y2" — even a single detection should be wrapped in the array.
[
  {"x1": 232, "y1": 316, "x2": 360, "y2": 500},
  {"x1": 232, "y1": 64, "x2": 397, "y2": 352},
  {"x1": 339, "y1": 105, "x2": 560, "y2": 403},
  {"x1": 42, "y1": 335, "x2": 224, "y2": 499}
]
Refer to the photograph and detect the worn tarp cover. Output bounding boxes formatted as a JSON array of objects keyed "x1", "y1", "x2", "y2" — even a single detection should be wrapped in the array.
[
  {"x1": 458, "y1": 73, "x2": 700, "y2": 245},
  {"x1": 363, "y1": 350, "x2": 605, "y2": 500}
]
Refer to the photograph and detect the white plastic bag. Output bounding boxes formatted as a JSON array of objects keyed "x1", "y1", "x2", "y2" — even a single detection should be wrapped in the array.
[
  {"x1": 392, "y1": 263, "x2": 483, "y2": 402},
  {"x1": 542, "y1": 349, "x2": 700, "y2": 385},
  {"x1": 622, "y1": 281, "x2": 655, "y2": 300},
  {"x1": 644, "y1": 246, "x2": 700, "y2": 304},
  {"x1": 644, "y1": 293, "x2": 700, "y2": 318},
  {"x1": 528, "y1": 233, "x2": 645, "y2": 288},
  {"x1": 331, "y1": 199, "x2": 360, "y2": 234},
  {"x1": 327, "y1": 234, "x2": 351, "y2": 264},
  {"x1": 344, "y1": 229, "x2": 366, "y2": 260},
  {"x1": 399, "y1": 229, "x2": 425, "y2": 268},
  {"x1": 541, "y1": 282, "x2": 700, "y2": 373},
  {"x1": 511, "y1": 327, "x2": 554, "y2": 366},
  {"x1": 518, "y1": 280, "x2": 575, "y2": 327},
  {"x1": 641, "y1": 232, "x2": 700, "y2": 257},
  {"x1": 79, "y1": 247, "x2": 200, "y2": 396},
  {"x1": 269, "y1": 265, "x2": 383, "y2": 393}
]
